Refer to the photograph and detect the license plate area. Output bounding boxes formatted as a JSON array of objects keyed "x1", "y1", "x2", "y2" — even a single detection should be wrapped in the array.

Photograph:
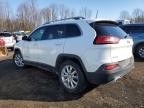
[{"x1": 119, "y1": 57, "x2": 132, "y2": 68}]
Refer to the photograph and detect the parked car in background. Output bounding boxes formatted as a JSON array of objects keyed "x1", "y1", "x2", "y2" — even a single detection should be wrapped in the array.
[
  {"x1": 25, "y1": 31, "x2": 31, "y2": 37},
  {"x1": 121, "y1": 24, "x2": 144, "y2": 59},
  {"x1": 13, "y1": 17, "x2": 134, "y2": 93},
  {"x1": 117, "y1": 20, "x2": 130, "y2": 25},
  {"x1": 0, "y1": 32, "x2": 16, "y2": 50},
  {"x1": 14, "y1": 31, "x2": 25, "y2": 42}
]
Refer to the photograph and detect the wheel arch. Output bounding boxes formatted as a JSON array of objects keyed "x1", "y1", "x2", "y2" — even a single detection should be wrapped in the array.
[
  {"x1": 14, "y1": 48, "x2": 21, "y2": 53},
  {"x1": 133, "y1": 42, "x2": 144, "y2": 54},
  {"x1": 55, "y1": 54, "x2": 87, "y2": 77}
]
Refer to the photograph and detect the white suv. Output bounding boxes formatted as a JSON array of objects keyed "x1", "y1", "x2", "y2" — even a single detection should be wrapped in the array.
[{"x1": 13, "y1": 17, "x2": 134, "y2": 93}]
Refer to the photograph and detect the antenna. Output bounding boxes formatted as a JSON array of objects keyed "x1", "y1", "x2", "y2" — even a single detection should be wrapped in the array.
[{"x1": 96, "y1": 10, "x2": 99, "y2": 19}]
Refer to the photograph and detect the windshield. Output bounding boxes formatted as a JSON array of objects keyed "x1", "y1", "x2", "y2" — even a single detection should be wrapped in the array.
[{"x1": 0, "y1": 33, "x2": 12, "y2": 37}]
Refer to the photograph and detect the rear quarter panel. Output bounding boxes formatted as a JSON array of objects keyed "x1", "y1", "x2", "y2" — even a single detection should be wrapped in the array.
[{"x1": 64, "y1": 21, "x2": 112, "y2": 72}]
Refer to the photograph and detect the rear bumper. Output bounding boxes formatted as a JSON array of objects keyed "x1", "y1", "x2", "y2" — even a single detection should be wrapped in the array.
[{"x1": 85, "y1": 57, "x2": 134, "y2": 84}]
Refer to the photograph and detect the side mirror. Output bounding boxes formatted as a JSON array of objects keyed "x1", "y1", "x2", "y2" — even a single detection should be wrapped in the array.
[{"x1": 22, "y1": 36, "x2": 30, "y2": 41}]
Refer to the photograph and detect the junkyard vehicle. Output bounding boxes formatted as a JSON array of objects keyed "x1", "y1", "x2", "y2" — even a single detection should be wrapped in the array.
[{"x1": 13, "y1": 17, "x2": 134, "y2": 93}]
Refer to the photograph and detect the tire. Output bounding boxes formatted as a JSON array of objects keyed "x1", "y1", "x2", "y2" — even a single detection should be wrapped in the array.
[
  {"x1": 58, "y1": 60, "x2": 87, "y2": 94},
  {"x1": 13, "y1": 51, "x2": 25, "y2": 68},
  {"x1": 135, "y1": 44, "x2": 144, "y2": 59},
  {"x1": 10, "y1": 47, "x2": 14, "y2": 51}
]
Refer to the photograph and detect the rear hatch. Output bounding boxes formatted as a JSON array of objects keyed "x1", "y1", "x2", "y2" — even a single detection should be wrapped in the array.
[
  {"x1": 90, "y1": 21, "x2": 133, "y2": 62},
  {"x1": 0, "y1": 33, "x2": 14, "y2": 43}
]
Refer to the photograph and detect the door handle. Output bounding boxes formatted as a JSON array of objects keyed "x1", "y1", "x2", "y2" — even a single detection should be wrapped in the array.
[
  {"x1": 33, "y1": 44, "x2": 38, "y2": 46},
  {"x1": 55, "y1": 43, "x2": 62, "y2": 46}
]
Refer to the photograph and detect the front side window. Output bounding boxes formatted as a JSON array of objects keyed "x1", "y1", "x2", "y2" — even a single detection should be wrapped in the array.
[{"x1": 29, "y1": 27, "x2": 46, "y2": 41}]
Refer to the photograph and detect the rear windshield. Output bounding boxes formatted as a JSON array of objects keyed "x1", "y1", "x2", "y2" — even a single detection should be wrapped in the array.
[
  {"x1": 0, "y1": 33, "x2": 12, "y2": 37},
  {"x1": 121, "y1": 26, "x2": 144, "y2": 34},
  {"x1": 90, "y1": 23, "x2": 127, "y2": 39}
]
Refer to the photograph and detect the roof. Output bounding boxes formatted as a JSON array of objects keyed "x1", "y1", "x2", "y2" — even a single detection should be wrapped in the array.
[{"x1": 43, "y1": 17, "x2": 118, "y2": 26}]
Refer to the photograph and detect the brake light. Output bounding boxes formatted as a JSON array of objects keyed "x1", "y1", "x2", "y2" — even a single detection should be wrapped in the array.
[
  {"x1": 94, "y1": 36, "x2": 120, "y2": 44},
  {"x1": 104, "y1": 64, "x2": 119, "y2": 70},
  {"x1": 0, "y1": 39, "x2": 5, "y2": 46}
]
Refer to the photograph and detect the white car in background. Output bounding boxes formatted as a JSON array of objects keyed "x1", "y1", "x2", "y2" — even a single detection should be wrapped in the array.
[
  {"x1": 0, "y1": 32, "x2": 16, "y2": 50},
  {"x1": 14, "y1": 31, "x2": 25, "y2": 42}
]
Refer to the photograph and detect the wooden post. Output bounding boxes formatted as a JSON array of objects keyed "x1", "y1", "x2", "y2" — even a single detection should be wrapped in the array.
[{"x1": 0, "y1": 39, "x2": 8, "y2": 57}]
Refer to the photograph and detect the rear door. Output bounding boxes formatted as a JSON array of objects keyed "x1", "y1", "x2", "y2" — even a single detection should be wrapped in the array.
[{"x1": 37, "y1": 25, "x2": 66, "y2": 66}]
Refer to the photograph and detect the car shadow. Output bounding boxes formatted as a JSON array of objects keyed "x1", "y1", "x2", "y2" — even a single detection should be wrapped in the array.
[
  {"x1": 134, "y1": 57, "x2": 144, "y2": 62},
  {"x1": 0, "y1": 59, "x2": 96, "y2": 102}
]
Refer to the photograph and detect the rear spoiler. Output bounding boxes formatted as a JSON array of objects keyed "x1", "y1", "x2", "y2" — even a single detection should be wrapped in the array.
[{"x1": 95, "y1": 20, "x2": 119, "y2": 26}]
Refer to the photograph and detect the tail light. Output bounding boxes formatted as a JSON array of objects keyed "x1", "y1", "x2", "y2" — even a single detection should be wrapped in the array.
[
  {"x1": 104, "y1": 64, "x2": 119, "y2": 70},
  {"x1": 94, "y1": 36, "x2": 120, "y2": 44},
  {"x1": 0, "y1": 39, "x2": 5, "y2": 46}
]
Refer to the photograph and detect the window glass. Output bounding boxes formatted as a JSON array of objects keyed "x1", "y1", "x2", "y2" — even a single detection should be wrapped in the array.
[
  {"x1": 123, "y1": 26, "x2": 144, "y2": 34},
  {"x1": 29, "y1": 27, "x2": 45, "y2": 41},
  {"x1": 44, "y1": 25, "x2": 65, "y2": 40},
  {"x1": 90, "y1": 23, "x2": 127, "y2": 39},
  {"x1": 65, "y1": 24, "x2": 81, "y2": 37}
]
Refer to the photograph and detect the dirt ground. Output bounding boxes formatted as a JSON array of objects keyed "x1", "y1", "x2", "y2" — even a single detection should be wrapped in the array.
[{"x1": 0, "y1": 52, "x2": 143, "y2": 108}]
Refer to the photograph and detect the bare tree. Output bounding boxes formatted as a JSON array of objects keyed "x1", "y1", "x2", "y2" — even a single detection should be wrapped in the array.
[
  {"x1": 119, "y1": 10, "x2": 130, "y2": 20},
  {"x1": 0, "y1": 1, "x2": 5, "y2": 31},
  {"x1": 49, "y1": 4, "x2": 58, "y2": 21},
  {"x1": 4, "y1": 3, "x2": 14, "y2": 31},
  {"x1": 59, "y1": 5, "x2": 75, "y2": 19},
  {"x1": 132, "y1": 8, "x2": 144, "y2": 22},
  {"x1": 79, "y1": 7, "x2": 92, "y2": 18},
  {"x1": 17, "y1": 1, "x2": 31, "y2": 30},
  {"x1": 16, "y1": 0, "x2": 39, "y2": 30},
  {"x1": 0, "y1": 1, "x2": 94, "y2": 31},
  {"x1": 41, "y1": 7, "x2": 52, "y2": 23},
  {"x1": 70, "y1": 9, "x2": 76, "y2": 18},
  {"x1": 29, "y1": 0, "x2": 39, "y2": 27}
]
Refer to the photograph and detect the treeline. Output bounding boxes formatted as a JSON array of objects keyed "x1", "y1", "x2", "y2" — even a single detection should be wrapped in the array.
[
  {"x1": 0, "y1": 0, "x2": 92, "y2": 32},
  {"x1": 119, "y1": 9, "x2": 144, "y2": 22},
  {"x1": 1, "y1": 0, "x2": 143, "y2": 32}
]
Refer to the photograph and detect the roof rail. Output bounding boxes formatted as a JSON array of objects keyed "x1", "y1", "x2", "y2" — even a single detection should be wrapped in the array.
[{"x1": 44, "y1": 16, "x2": 85, "y2": 25}]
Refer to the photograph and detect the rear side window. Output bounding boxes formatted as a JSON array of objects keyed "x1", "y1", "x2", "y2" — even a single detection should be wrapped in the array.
[
  {"x1": 44, "y1": 25, "x2": 65, "y2": 40},
  {"x1": 122, "y1": 26, "x2": 144, "y2": 34},
  {"x1": 90, "y1": 23, "x2": 127, "y2": 39},
  {"x1": 43, "y1": 24, "x2": 81, "y2": 40},
  {"x1": 65, "y1": 24, "x2": 81, "y2": 37}
]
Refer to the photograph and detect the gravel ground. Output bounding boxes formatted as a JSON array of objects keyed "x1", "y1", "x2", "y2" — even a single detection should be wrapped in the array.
[{"x1": 0, "y1": 52, "x2": 143, "y2": 108}]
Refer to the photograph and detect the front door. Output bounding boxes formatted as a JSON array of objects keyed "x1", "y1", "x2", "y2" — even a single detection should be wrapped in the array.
[{"x1": 23, "y1": 27, "x2": 46, "y2": 62}]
